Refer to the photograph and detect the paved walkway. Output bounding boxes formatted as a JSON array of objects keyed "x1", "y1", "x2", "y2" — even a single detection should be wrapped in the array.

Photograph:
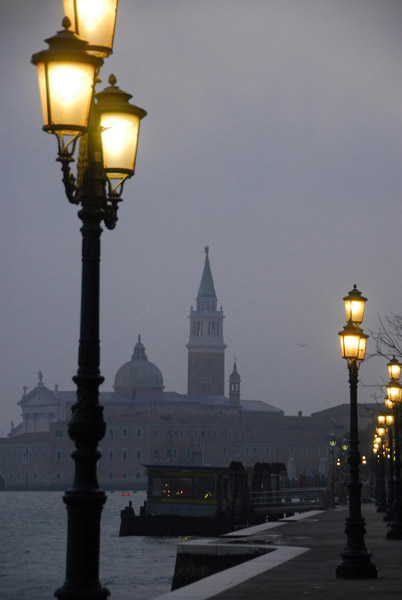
[{"x1": 155, "y1": 503, "x2": 402, "y2": 600}]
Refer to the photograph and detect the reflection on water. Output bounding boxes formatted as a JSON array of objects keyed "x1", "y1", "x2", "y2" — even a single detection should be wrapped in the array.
[{"x1": 0, "y1": 490, "x2": 178, "y2": 600}]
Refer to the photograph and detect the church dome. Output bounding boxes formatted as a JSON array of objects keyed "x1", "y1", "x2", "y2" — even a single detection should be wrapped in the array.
[{"x1": 114, "y1": 335, "x2": 164, "y2": 399}]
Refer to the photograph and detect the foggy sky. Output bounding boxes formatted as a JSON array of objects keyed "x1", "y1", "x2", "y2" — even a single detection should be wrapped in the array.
[{"x1": 1, "y1": 0, "x2": 401, "y2": 434}]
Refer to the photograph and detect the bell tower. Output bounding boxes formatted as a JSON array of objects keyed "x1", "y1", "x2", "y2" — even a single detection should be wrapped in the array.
[{"x1": 187, "y1": 247, "x2": 226, "y2": 395}]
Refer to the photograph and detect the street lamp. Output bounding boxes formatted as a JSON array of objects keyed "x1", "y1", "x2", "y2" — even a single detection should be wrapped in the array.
[
  {"x1": 375, "y1": 419, "x2": 387, "y2": 512},
  {"x1": 63, "y1": 0, "x2": 118, "y2": 57},
  {"x1": 31, "y1": 5, "x2": 147, "y2": 599},
  {"x1": 384, "y1": 413, "x2": 395, "y2": 522},
  {"x1": 336, "y1": 287, "x2": 377, "y2": 579},
  {"x1": 329, "y1": 433, "x2": 337, "y2": 508},
  {"x1": 385, "y1": 356, "x2": 402, "y2": 539},
  {"x1": 343, "y1": 284, "x2": 367, "y2": 325}
]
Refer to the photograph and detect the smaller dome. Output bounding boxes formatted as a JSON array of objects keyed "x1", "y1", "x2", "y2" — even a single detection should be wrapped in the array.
[{"x1": 114, "y1": 335, "x2": 164, "y2": 399}]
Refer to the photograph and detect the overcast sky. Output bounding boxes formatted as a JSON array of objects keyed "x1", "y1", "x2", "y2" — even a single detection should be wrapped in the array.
[{"x1": 1, "y1": 1, "x2": 401, "y2": 434}]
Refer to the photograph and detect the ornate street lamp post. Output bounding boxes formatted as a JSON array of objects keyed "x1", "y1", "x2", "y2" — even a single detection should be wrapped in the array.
[
  {"x1": 383, "y1": 412, "x2": 395, "y2": 522},
  {"x1": 375, "y1": 419, "x2": 387, "y2": 512},
  {"x1": 385, "y1": 356, "x2": 402, "y2": 539},
  {"x1": 336, "y1": 286, "x2": 377, "y2": 579},
  {"x1": 31, "y1": 5, "x2": 147, "y2": 599},
  {"x1": 329, "y1": 433, "x2": 337, "y2": 508}
]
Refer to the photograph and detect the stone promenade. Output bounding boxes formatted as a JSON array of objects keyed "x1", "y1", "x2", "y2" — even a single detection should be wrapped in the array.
[{"x1": 155, "y1": 503, "x2": 402, "y2": 600}]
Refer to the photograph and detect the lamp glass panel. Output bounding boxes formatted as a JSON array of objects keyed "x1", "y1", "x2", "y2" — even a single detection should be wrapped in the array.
[
  {"x1": 357, "y1": 336, "x2": 367, "y2": 360},
  {"x1": 387, "y1": 383, "x2": 402, "y2": 404},
  {"x1": 340, "y1": 333, "x2": 360, "y2": 359},
  {"x1": 377, "y1": 415, "x2": 386, "y2": 425},
  {"x1": 386, "y1": 415, "x2": 394, "y2": 426},
  {"x1": 100, "y1": 112, "x2": 140, "y2": 175},
  {"x1": 344, "y1": 300, "x2": 365, "y2": 324},
  {"x1": 37, "y1": 63, "x2": 49, "y2": 126},
  {"x1": 46, "y1": 61, "x2": 94, "y2": 132},
  {"x1": 64, "y1": 0, "x2": 117, "y2": 54}
]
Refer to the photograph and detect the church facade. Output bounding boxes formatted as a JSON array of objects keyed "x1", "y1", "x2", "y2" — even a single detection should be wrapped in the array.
[{"x1": 0, "y1": 249, "x2": 373, "y2": 490}]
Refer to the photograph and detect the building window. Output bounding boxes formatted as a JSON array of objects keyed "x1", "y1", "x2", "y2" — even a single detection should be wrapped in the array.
[
  {"x1": 108, "y1": 472, "x2": 113, "y2": 479},
  {"x1": 136, "y1": 448, "x2": 142, "y2": 460},
  {"x1": 153, "y1": 449, "x2": 160, "y2": 459},
  {"x1": 55, "y1": 429, "x2": 63, "y2": 438},
  {"x1": 108, "y1": 450, "x2": 114, "y2": 461},
  {"x1": 289, "y1": 447, "x2": 295, "y2": 455},
  {"x1": 186, "y1": 449, "x2": 191, "y2": 459},
  {"x1": 136, "y1": 472, "x2": 141, "y2": 479},
  {"x1": 301, "y1": 467, "x2": 307, "y2": 476},
  {"x1": 302, "y1": 447, "x2": 307, "y2": 456},
  {"x1": 108, "y1": 429, "x2": 114, "y2": 439},
  {"x1": 122, "y1": 472, "x2": 127, "y2": 479},
  {"x1": 222, "y1": 447, "x2": 227, "y2": 455},
  {"x1": 166, "y1": 448, "x2": 171, "y2": 459},
  {"x1": 56, "y1": 449, "x2": 62, "y2": 462},
  {"x1": 154, "y1": 430, "x2": 158, "y2": 436},
  {"x1": 314, "y1": 447, "x2": 320, "y2": 455},
  {"x1": 121, "y1": 449, "x2": 128, "y2": 461},
  {"x1": 136, "y1": 428, "x2": 142, "y2": 438},
  {"x1": 122, "y1": 428, "x2": 128, "y2": 437},
  {"x1": 253, "y1": 447, "x2": 257, "y2": 455},
  {"x1": 56, "y1": 472, "x2": 61, "y2": 480},
  {"x1": 265, "y1": 447, "x2": 270, "y2": 456},
  {"x1": 172, "y1": 448, "x2": 178, "y2": 459}
]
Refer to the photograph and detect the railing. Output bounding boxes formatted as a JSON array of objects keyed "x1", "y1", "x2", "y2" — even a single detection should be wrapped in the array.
[{"x1": 251, "y1": 488, "x2": 327, "y2": 513}]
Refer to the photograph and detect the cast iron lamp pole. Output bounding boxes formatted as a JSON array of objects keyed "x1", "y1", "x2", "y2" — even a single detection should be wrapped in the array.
[
  {"x1": 329, "y1": 433, "x2": 337, "y2": 508},
  {"x1": 383, "y1": 411, "x2": 395, "y2": 522},
  {"x1": 336, "y1": 286, "x2": 377, "y2": 579},
  {"x1": 374, "y1": 422, "x2": 387, "y2": 512},
  {"x1": 385, "y1": 357, "x2": 402, "y2": 539},
  {"x1": 31, "y1": 5, "x2": 147, "y2": 599}
]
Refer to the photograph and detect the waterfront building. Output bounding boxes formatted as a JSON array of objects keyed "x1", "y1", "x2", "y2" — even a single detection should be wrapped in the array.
[{"x1": 0, "y1": 249, "x2": 376, "y2": 490}]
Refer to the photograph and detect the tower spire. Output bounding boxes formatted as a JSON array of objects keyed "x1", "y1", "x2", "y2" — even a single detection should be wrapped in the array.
[
  {"x1": 229, "y1": 361, "x2": 241, "y2": 404},
  {"x1": 187, "y1": 247, "x2": 226, "y2": 396},
  {"x1": 197, "y1": 245, "x2": 217, "y2": 304}
]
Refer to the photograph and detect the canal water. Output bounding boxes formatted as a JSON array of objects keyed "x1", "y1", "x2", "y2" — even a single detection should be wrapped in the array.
[{"x1": 0, "y1": 490, "x2": 179, "y2": 600}]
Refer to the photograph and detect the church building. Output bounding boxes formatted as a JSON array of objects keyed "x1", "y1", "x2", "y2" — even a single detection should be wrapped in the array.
[{"x1": 0, "y1": 248, "x2": 373, "y2": 490}]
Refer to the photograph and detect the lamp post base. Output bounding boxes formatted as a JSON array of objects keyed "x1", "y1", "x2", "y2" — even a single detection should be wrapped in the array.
[
  {"x1": 336, "y1": 551, "x2": 377, "y2": 579},
  {"x1": 387, "y1": 522, "x2": 402, "y2": 539}
]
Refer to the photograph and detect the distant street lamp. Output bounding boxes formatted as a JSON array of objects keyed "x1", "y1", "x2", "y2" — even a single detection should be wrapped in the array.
[
  {"x1": 375, "y1": 419, "x2": 387, "y2": 512},
  {"x1": 384, "y1": 412, "x2": 395, "y2": 522},
  {"x1": 31, "y1": 4, "x2": 147, "y2": 599},
  {"x1": 336, "y1": 286, "x2": 377, "y2": 579},
  {"x1": 329, "y1": 433, "x2": 337, "y2": 508},
  {"x1": 385, "y1": 356, "x2": 402, "y2": 539}
]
